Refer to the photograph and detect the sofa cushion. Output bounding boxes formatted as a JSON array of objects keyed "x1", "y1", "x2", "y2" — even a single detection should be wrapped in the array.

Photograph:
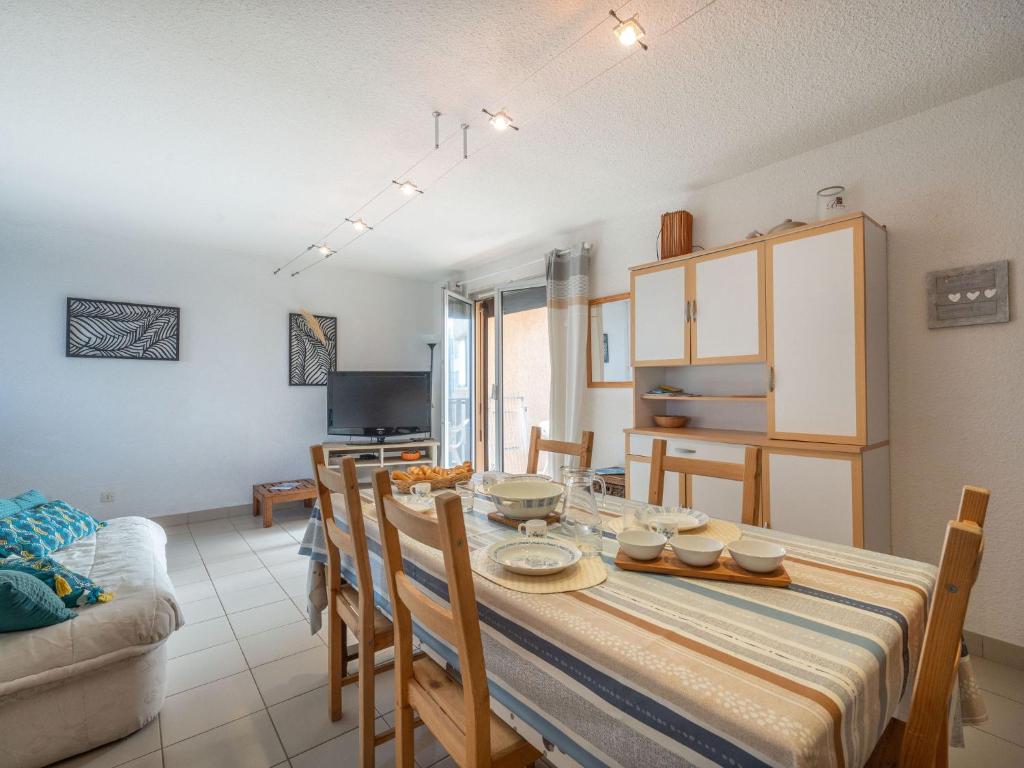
[
  {"x1": 0, "y1": 570, "x2": 77, "y2": 632},
  {"x1": 0, "y1": 491, "x2": 48, "y2": 519},
  {"x1": 0, "y1": 501, "x2": 105, "y2": 559},
  {"x1": 0, "y1": 555, "x2": 112, "y2": 607}
]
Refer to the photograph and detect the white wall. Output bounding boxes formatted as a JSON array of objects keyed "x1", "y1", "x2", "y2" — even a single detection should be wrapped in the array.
[
  {"x1": 0, "y1": 220, "x2": 438, "y2": 519},
  {"x1": 456, "y1": 77, "x2": 1024, "y2": 645}
]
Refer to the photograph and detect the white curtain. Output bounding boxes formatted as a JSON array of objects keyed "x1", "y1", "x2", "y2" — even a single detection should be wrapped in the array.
[{"x1": 546, "y1": 244, "x2": 591, "y2": 460}]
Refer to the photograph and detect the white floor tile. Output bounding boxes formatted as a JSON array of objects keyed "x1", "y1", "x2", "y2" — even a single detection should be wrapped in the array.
[
  {"x1": 973, "y1": 657, "x2": 1024, "y2": 704},
  {"x1": 173, "y1": 580, "x2": 216, "y2": 604},
  {"x1": 168, "y1": 565, "x2": 209, "y2": 588},
  {"x1": 382, "y1": 711, "x2": 447, "y2": 768},
  {"x1": 290, "y1": 718, "x2": 394, "y2": 768},
  {"x1": 165, "y1": 616, "x2": 234, "y2": 659},
  {"x1": 166, "y1": 640, "x2": 248, "y2": 696},
  {"x1": 206, "y1": 553, "x2": 264, "y2": 578},
  {"x1": 196, "y1": 539, "x2": 253, "y2": 563},
  {"x1": 229, "y1": 599, "x2": 304, "y2": 639},
  {"x1": 374, "y1": 667, "x2": 395, "y2": 716},
  {"x1": 977, "y1": 691, "x2": 1024, "y2": 747},
  {"x1": 117, "y1": 753, "x2": 163, "y2": 768},
  {"x1": 230, "y1": 515, "x2": 267, "y2": 530},
  {"x1": 160, "y1": 671, "x2": 264, "y2": 746},
  {"x1": 166, "y1": 548, "x2": 203, "y2": 570},
  {"x1": 278, "y1": 574, "x2": 309, "y2": 598},
  {"x1": 239, "y1": 620, "x2": 323, "y2": 668},
  {"x1": 268, "y1": 684, "x2": 359, "y2": 757},
  {"x1": 163, "y1": 710, "x2": 285, "y2": 768},
  {"x1": 180, "y1": 595, "x2": 225, "y2": 624},
  {"x1": 54, "y1": 718, "x2": 161, "y2": 768},
  {"x1": 252, "y1": 645, "x2": 329, "y2": 706},
  {"x1": 213, "y1": 567, "x2": 276, "y2": 596},
  {"x1": 267, "y1": 560, "x2": 309, "y2": 581},
  {"x1": 162, "y1": 523, "x2": 191, "y2": 536},
  {"x1": 254, "y1": 542, "x2": 304, "y2": 564},
  {"x1": 221, "y1": 582, "x2": 289, "y2": 613},
  {"x1": 188, "y1": 518, "x2": 238, "y2": 536},
  {"x1": 951, "y1": 727, "x2": 1024, "y2": 768}
]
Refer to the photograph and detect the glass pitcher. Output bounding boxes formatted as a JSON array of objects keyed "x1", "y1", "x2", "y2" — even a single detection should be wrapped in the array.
[{"x1": 560, "y1": 467, "x2": 605, "y2": 557}]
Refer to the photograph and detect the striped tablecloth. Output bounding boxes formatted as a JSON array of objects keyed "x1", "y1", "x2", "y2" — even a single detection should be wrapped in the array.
[{"x1": 298, "y1": 493, "x2": 979, "y2": 768}]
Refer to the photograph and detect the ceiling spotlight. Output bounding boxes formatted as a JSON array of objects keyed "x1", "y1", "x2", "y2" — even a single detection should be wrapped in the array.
[
  {"x1": 482, "y1": 108, "x2": 518, "y2": 131},
  {"x1": 393, "y1": 179, "x2": 423, "y2": 195},
  {"x1": 610, "y1": 10, "x2": 648, "y2": 50},
  {"x1": 345, "y1": 217, "x2": 373, "y2": 232},
  {"x1": 316, "y1": 243, "x2": 331, "y2": 255}
]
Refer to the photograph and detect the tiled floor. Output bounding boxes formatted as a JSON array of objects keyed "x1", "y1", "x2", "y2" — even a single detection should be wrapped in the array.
[{"x1": 55, "y1": 504, "x2": 1024, "y2": 768}]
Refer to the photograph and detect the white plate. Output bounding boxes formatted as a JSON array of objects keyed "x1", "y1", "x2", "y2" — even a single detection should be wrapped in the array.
[
  {"x1": 648, "y1": 508, "x2": 708, "y2": 533},
  {"x1": 486, "y1": 538, "x2": 581, "y2": 576}
]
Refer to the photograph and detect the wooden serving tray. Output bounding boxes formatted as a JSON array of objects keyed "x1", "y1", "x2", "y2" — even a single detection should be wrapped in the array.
[
  {"x1": 487, "y1": 511, "x2": 561, "y2": 528},
  {"x1": 614, "y1": 550, "x2": 791, "y2": 587}
]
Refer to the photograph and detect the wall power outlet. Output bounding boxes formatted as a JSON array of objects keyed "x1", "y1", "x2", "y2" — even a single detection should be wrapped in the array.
[{"x1": 100, "y1": 492, "x2": 114, "y2": 503}]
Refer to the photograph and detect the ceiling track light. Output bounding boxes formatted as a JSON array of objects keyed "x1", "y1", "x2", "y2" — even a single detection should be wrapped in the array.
[
  {"x1": 345, "y1": 217, "x2": 373, "y2": 232},
  {"x1": 313, "y1": 243, "x2": 336, "y2": 256},
  {"x1": 482, "y1": 108, "x2": 519, "y2": 131},
  {"x1": 610, "y1": 9, "x2": 648, "y2": 50},
  {"x1": 392, "y1": 179, "x2": 424, "y2": 195}
]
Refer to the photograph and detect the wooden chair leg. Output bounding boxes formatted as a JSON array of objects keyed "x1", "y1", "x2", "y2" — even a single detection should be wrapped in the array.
[
  {"x1": 328, "y1": 609, "x2": 345, "y2": 721},
  {"x1": 395, "y1": 703, "x2": 416, "y2": 768},
  {"x1": 359, "y1": 637, "x2": 376, "y2": 768}
]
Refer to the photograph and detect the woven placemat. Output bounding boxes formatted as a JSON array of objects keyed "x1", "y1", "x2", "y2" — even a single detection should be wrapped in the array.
[
  {"x1": 607, "y1": 516, "x2": 741, "y2": 543},
  {"x1": 470, "y1": 548, "x2": 607, "y2": 594}
]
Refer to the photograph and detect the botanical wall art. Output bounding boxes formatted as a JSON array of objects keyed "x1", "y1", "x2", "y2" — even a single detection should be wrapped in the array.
[
  {"x1": 289, "y1": 312, "x2": 337, "y2": 385},
  {"x1": 926, "y1": 260, "x2": 1010, "y2": 329},
  {"x1": 66, "y1": 297, "x2": 180, "y2": 360}
]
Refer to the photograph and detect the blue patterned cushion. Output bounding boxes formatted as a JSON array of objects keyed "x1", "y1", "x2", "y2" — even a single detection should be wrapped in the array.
[
  {"x1": 0, "y1": 500, "x2": 105, "y2": 558},
  {"x1": 0, "y1": 490, "x2": 48, "y2": 519},
  {"x1": 0, "y1": 569, "x2": 77, "y2": 631},
  {"x1": 0, "y1": 555, "x2": 112, "y2": 607}
]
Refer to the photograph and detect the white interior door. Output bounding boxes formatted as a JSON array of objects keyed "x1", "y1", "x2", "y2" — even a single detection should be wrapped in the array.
[
  {"x1": 769, "y1": 224, "x2": 860, "y2": 441},
  {"x1": 632, "y1": 263, "x2": 687, "y2": 365},
  {"x1": 693, "y1": 246, "x2": 763, "y2": 362},
  {"x1": 766, "y1": 452, "x2": 854, "y2": 545},
  {"x1": 442, "y1": 290, "x2": 474, "y2": 466}
]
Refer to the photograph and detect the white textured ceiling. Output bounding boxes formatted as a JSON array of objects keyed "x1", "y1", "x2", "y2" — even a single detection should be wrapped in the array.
[{"x1": 3, "y1": 1, "x2": 1024, "y2": 277}]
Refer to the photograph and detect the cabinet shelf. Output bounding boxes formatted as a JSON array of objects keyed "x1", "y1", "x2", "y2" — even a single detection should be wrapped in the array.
[{"x1": 641, "y1": 394, "x2": 766, "y2": 401}]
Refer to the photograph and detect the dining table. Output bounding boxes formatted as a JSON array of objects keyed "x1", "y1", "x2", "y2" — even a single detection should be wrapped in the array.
[{"x1": 297, "y1": 489, "x2": 984, "y2": 768}]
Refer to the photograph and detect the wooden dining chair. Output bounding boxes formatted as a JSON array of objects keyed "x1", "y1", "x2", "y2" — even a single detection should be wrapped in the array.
[
  {"x1": 525, "y1": 425, "x2": 594, "y2": 474},
  {"x1": 866, "y1": 485, "x2": 990, "y2": 768},
  {"x1": 646, "y1": 438, "x2": 761, "y2": 526},
  {"x1": 310, "y1": 447, "x2": 398, "y2": 767},
  {"x1": 371, "y1": 469, "x2": 543, "y2": 768}
]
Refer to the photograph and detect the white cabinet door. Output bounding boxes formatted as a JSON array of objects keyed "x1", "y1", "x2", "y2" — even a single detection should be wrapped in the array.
[
  {"x1": 632, "y1": 262, "x2": 687, "y2": 365},
  {"x1": 689, "y1": 475, "x2": 744, "y2": 523},
  {"x1": 625, "y1": 456, "x2": 681, "y2": 506},
  {"x1": 692, "y1": 246, "x2": 763, "y2": 363},
  {"x1": 768, "y1": 222, "x2": 862, "y2": 442},
  {"x1": 766, "y1": 452, "x2": 855, "y2": 545}
]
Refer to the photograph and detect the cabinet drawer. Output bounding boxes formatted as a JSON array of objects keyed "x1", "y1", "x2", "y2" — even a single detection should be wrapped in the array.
[{"x1": 628, "y1": 434, "x2": 746, "y2": 463}]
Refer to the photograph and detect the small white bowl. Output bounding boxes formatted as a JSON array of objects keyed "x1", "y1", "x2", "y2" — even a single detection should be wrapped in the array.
[
  {"x1": 669, "y1": 535, "x2": 724, "y2": 567},
  {"x1": 617, "y1": 529, "x2": 667, "y2": 561},
  {"x1": 727, "y1": 539, "x2": 786, "y2": 573}
]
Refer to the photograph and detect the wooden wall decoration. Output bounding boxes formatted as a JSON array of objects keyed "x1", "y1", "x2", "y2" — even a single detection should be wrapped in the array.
[
  {"x1": 66, "y1": 297, "x2": 180, "y2": 360},
  {"x1": 289, "y1": 312, "x2": 337, "y2": 385},
  {"x1": 927, "y1": 260, "x2": 1009, "y2": 329},
  {"x1": 659, "y1": 210, "x2": 693, "y2": 260}
]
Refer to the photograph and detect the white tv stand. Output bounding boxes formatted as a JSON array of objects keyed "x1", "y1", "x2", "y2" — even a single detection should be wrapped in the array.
[{"x1": 322, "y1": 440, "x2": 439, "y2": 482}]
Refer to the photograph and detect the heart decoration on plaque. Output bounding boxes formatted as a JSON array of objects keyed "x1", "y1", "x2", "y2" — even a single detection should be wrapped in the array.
[
  {"x1": 966, "y1": 291, "x2": 980, "y2": 301},
  {"x1": 948, "y1": 293, "x2": 961, "y2": 302}
]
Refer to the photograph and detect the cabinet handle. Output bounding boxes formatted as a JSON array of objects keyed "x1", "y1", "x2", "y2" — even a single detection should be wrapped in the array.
[
  {"x1": 768, "y1": 366, "x2": 775, "y2": 392},
  {"x1": 691, "y1": 299, "x2": 697, "y2": 321},
  {"x1": 671, "y1": 447, "x2": 697, "y2": 455},
  {"x1": 685, "y1": 300, "x2": 691, "y2": 323}
]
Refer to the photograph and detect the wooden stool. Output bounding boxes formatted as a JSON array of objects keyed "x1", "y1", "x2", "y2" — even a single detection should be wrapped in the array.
[{"x1": 252, "y1": 479, "x2": 316, "y2": 528}]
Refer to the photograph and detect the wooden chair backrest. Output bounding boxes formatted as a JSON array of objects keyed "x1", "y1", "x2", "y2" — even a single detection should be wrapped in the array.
[
  {"x1": 310, "y1": 447, "x2": 375, "y2": 616},
  {"x1": 526, "y1": 426, "x2": 595, "y2": 474},
  {"x1": 900, "y1": 486, "x2": 989, "y2": 768},
  {"x1": 647, "y1": 438, "x2": 761, "y2": 526},
  {"x1": 371, "y1": 469, "x2": 491, "y2": 766}
]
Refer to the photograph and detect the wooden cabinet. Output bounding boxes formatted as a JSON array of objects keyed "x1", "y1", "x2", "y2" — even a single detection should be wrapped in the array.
[
  {"x1": 691, "y1": 244, "x2": 765, "y2": 364},
  {"x1": 766, "y1": 217, "x2": 888, "y2": 445},
  {"x1": 631, "y1": 261, "x2": 688, "y2": 366},
  {"x1": 631, "y1": 246, "x2": 765, "y2": 367}
]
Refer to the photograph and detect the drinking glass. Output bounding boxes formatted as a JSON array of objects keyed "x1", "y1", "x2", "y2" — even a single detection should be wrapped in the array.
[
  {"x1": 455, "y1": 481, "x2": 474, "y2": 513},
  {"x1": 560, "y1": 466, "x2": 605, "y2": 557}
]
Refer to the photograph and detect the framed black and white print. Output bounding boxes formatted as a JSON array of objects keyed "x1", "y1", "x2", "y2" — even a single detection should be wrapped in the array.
[
  {"x1": 289, "y1": 313, "x2": 337, "y2": 385},
  {"x1": 66, "y1": 297, "x2": 180, "y2": 360}
]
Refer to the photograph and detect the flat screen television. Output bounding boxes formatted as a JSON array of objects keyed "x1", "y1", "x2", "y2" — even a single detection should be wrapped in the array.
[{"x1": 327, "y1": 371, "x2": 431, "y2": 442}]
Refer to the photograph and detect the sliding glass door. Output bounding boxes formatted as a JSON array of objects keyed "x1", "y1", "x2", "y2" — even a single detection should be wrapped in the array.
[{"x1": 442, "y1": 290, "x2": 473, "y2": 466}]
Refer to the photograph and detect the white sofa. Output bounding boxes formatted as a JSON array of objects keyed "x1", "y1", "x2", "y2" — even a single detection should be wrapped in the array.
[{"x1": 0, "y1": 516, "x2": 183, "y2": 768}]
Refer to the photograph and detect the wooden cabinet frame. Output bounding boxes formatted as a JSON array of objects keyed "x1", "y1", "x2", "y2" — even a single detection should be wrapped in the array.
[
  {"x1": 765, "y1": 218, "x2": 869, "y2": 445},
  {"x1": 630, "y1": 260, "x2": 689, "y2": 367}
]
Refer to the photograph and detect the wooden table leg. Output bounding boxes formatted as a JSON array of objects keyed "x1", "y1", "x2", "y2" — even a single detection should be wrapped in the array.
[
  {"x1": 253, "y1": 494, "x2": 260, "y2": 517},
  {"x1": 262, "y1": 498, "x2": 273, "y2": 528}
]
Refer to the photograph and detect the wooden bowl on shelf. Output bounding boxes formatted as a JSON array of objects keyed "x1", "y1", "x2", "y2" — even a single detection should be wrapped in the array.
[{"x1": 653, "y1": 415, "x2": 689, "y2": 428}]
